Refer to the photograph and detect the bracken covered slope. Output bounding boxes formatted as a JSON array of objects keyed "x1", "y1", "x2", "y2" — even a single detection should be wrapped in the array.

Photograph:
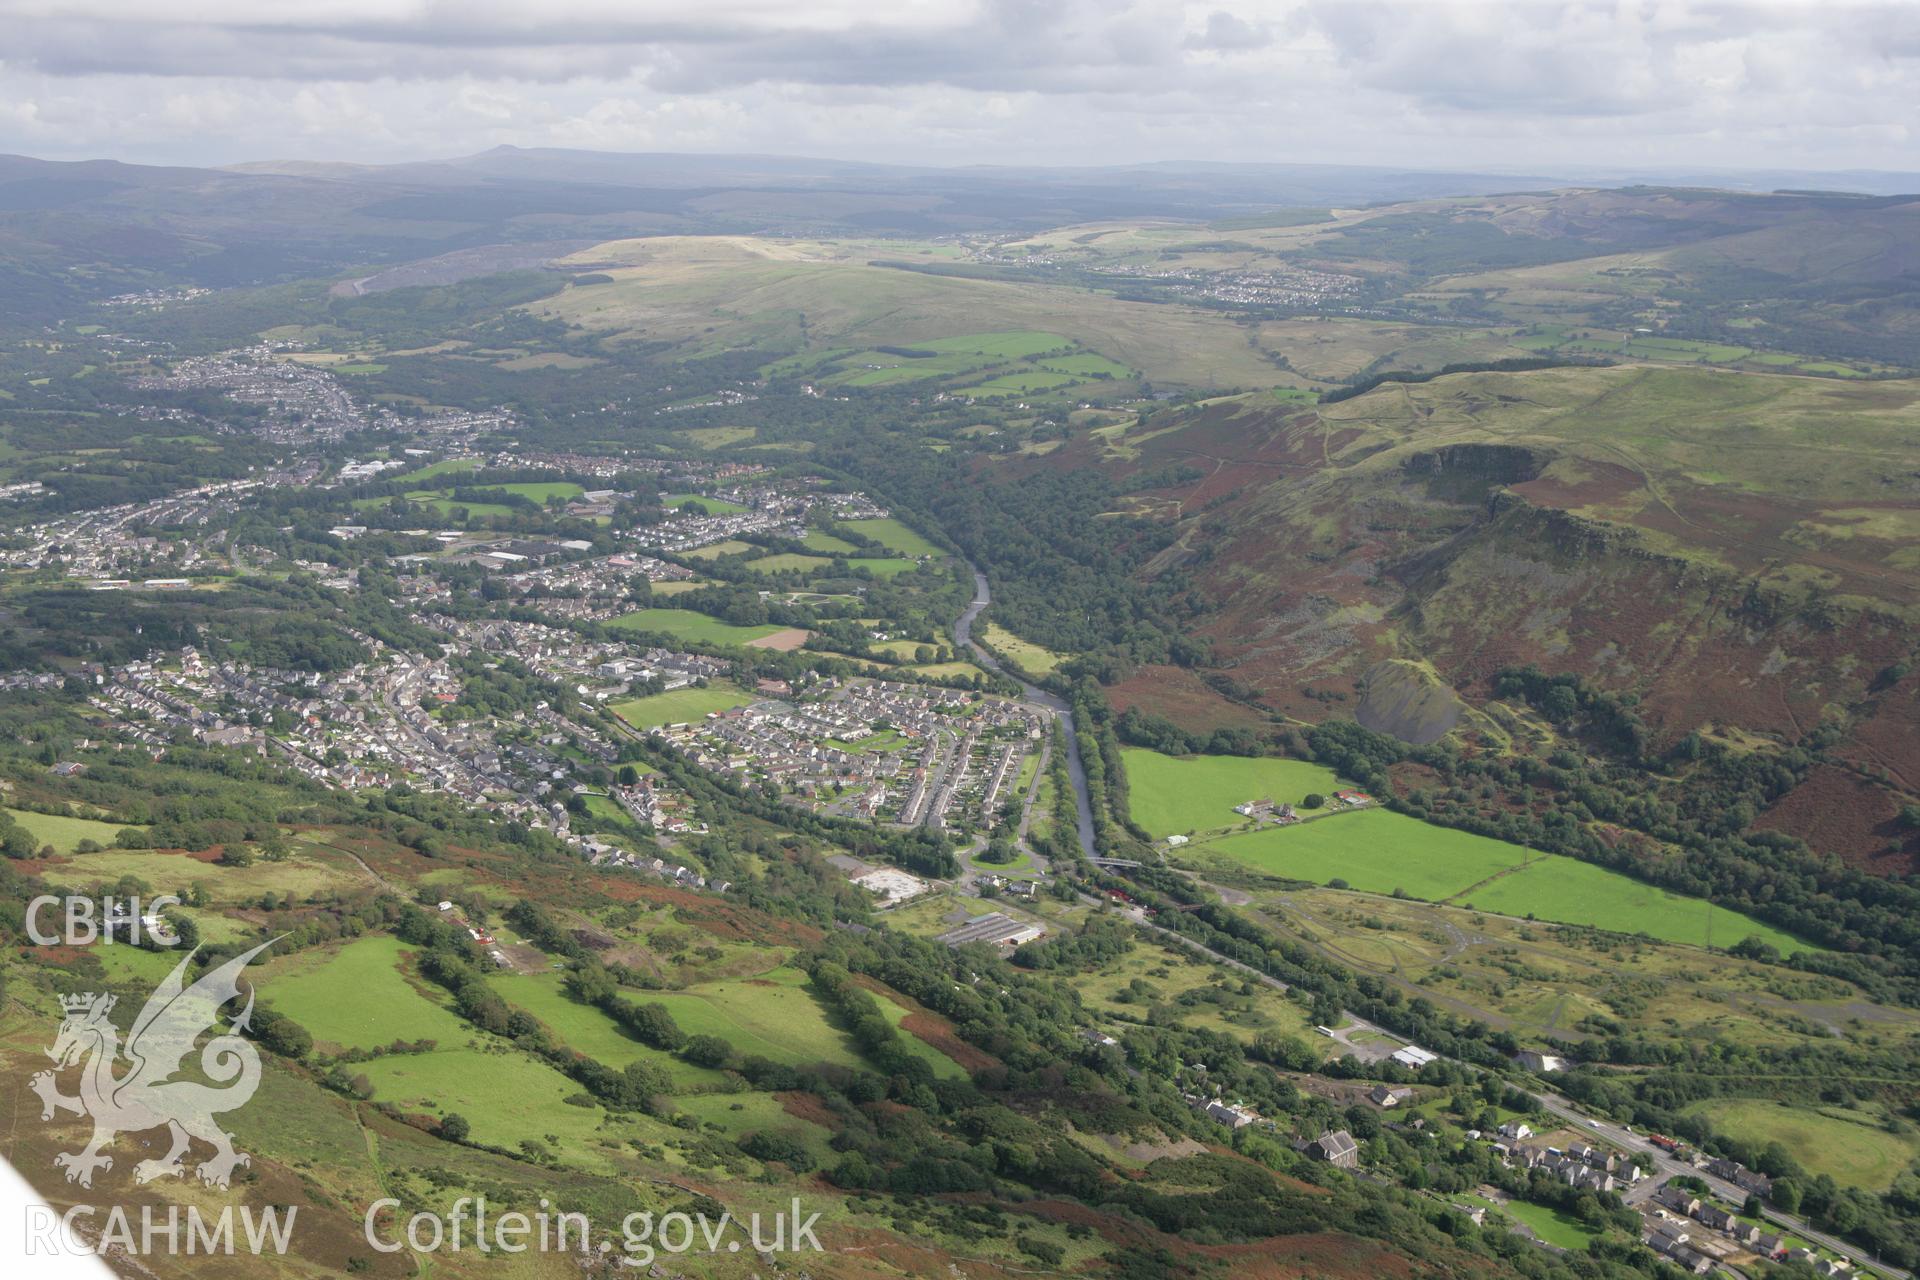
[{"x1": 1039, "y1": 365, "x2": 1920, "y2": 873}]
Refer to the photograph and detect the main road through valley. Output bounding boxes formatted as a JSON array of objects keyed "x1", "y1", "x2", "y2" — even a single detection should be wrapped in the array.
[{"x1": 954, "y1": 566, "x2": 1098, "y2": 859}]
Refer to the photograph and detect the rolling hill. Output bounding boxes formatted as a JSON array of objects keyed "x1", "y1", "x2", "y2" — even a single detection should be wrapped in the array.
[{"x1": 1026, "y1": 364, "x2": 1920, "y2": 873}]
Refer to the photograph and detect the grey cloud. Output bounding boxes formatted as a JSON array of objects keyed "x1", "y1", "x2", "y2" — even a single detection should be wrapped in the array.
[
  {"x1": 1186, "y1": 12, "x2": 1272, "y2": 52},
  {"x1": 0, "y1": 1, "x2": 1913, "y2": 172}
]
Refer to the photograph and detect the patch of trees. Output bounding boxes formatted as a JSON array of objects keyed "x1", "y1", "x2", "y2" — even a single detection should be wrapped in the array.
[{"x1": 1320, "y1": 358, "x2": 1605, "y2": 402}]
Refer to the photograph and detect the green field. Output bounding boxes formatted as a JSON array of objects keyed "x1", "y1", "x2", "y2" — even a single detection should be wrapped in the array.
[
  {"x1": 982, "y1": 623, "x2": 1066, "y2": 676},
  {"x1": 959, "y1": 370, "x2": 1080, "y2": 397},
  {"x1": 6, "y1": 807, "x2": 136, "y2": 854},
  {"x1": 610, "y1": 682, "x2": 754, "y2": 728},
  {"x1": 1469, "y1": 1196, "x2": 1599, "y2": 1250},
  {"x1": 491, "y1": 970, "x2": 728, "y2": 1090},
  {"x1": 488, "y1": 481, "x2": 584, "y2": 502},
  {"x1": 1198, "y1": 808, "x2": 1534, "y2": 899},
  {"x1": 682, "y1": 539, "x2": 757, "y2": 561},
  {"x1": 399, "y1": 456, "x2": 480, "y2": 481},
  {"x1": 801, "y1": 530, "x2": 858, "y2": 553},
  {"x1": 1119, "y1": 750, "x2": 1343, "y2": 838},
  {"x1": 846, "y1": 557, "x2": 921, "y2": 579},
  {"x1": 396, "y1": 493, "x2": 517, "y2": 519},
  {"x1": 662, "y1": 493, "x2": 748, "y2": 515},
  {"x1": 746, "y1": 553, "x2": 833, "y2": 574},
  {"x1": 57, "y1": 845, "x2": 357, "y2": 902},
  {"x1": 396, "y1": 479, "x2": 582, "y2": 515},
  {"x1": 644, "y1": 966, "x2": 962, "y2": 1078},
  {"x1": 1455, "y1": 855, "x2": 1811, "y2": 955},
  {"x1": 1686, "y1": 1099, "x2": 1920, "y2": 1192},
  {"x1": 912, "y1": 330, "x2": 1069, "y2": 358},
  {"x1": 1039, "y1": 352, "x2": 1135, "y2": 379},
  {"x1": 359, "y1": 1046, "x2": 619, "y2": 1165},
  {"x1": 261, "y1": 936, "x2": 473, "y2": 1052},
  {"x1": 607, "y1": 608, "x2": 785, "y2": 646},
  {"x1": 842, "y1": 518, "x2": 942, "y2": 558},
  {"x1": 674, "y1": 1091, "x2": 836, "y2": 1163}
]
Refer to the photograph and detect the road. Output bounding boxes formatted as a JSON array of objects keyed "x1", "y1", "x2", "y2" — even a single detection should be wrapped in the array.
[
  {"x1": 954, "y1": 565, "x2": 1098, "y2": 858},
  {"x1": 1526, "y1": 1093, "x2": 1910, "y2": 1277},
  {"x1": 1133, "y1": 892, "x2": 1909, "y2": 1277}
]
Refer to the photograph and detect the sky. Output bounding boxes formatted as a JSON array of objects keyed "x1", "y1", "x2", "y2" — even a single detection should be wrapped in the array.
[{"x1": 0, "y1": 0, "x2": 1915, "y2": 174}]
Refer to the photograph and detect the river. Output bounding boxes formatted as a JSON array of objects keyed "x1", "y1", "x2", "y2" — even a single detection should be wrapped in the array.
[{"x1": 954, "y1": 566, "x2": 1098, "y2": 858}]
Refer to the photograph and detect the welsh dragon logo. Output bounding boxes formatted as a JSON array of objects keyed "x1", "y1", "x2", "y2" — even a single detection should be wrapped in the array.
[{"x1": 31, "y1": 939, "x2": 276, "y2": 1190}]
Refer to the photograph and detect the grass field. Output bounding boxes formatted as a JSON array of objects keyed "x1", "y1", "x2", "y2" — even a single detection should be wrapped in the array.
[
  {"x1": 1039, "y1": 352, "x2": 1134, "y2": 378},
  {"x1": 607, "y1": 608, "x2": 785, "y2": 646},
  {"x1": 913, "y1": 330, "x2": 1069, "y2": 358},
  {"x1": 842, "y1": 517, "x2": 942, "y2": 558},
  {"x1": 847, "y1": 557, "x2": 921, "y2": 579},
  {"x1": 1269, "y1": 888, "x2": 1908, "y2": 1054},
  {"x1": 486, "y1": 481, "x2": 584, "y2": 502},
  {"x1": 1119, "y1": 750, "x2": 1343, "y2": 838},
  {"x1": 1196, "y1": 808, "x2": 1534, "y2": 899},
  {"x1": 1455, "y1": 855, "x2": 1811, "y2": 955},
  {"x1": 960, "y1": 370, "x2": 1080, "y2": 397},
  {"x1": 1476, "y1": 1196, "x2": 1598, "y2": 1250},
  {"x1": 682, "y1": 539, "x2": 757, "y2": 560},
  {"x1": 906, "y1": 660, "x2": 992, "y2": 680},
  {"x1": 644, "y1": 966, "x2": 961, "y2": 1078},
  {"x1": 981, "y1": 622, "x2": 1065, "y2": 676},
  {"x1": 397, "y1": 479, "x2": 582, "y2": 513},
  {"x1": 1687, "y1": 1099, "x2": 1920, "y2": 1191},
  {"x1": 491, "y1": 970, "x2": 728, "y2": 1090},
  {"x1": 398, "y1": 456, "x2": 479, "y2": 481},
  {"x1": 1066, "y1": 938, "x2": 1321, "y2": 1047},
  {"x1": 58, "y1": 845, "x2": 358, "y2": 902},
  {"x1": 611, "y1": 682, "x2": 754, "y2": 728},
  {"x1": 801, "y1": 530, "x2": 858, "y2": 553},
  {"x1": 746, "y1": 553, "x2": 833, "y2": 574},
  {"x1": 358, "y1": 1045, "x2": 618, "y2": 1166},
  {"x1": 6, "y1": 807, "x2": 135, "y2": 854},
  {"x1": 662, "y1": 493, "x2": 748, "y2": 515},
  {"x1": 396, "y1": 493, "x2": 517, "y2": 519},
  {"x1": 674, "y1": 1091, "x2": 835, "y2": 1163},
  {"x1": 261, "y1": 936, "x2": 473, "y2": 1051}
]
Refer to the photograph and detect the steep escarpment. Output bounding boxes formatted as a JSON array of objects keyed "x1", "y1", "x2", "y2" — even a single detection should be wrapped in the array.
[{"x1": 1067, "y1": 369, "x2": 1920, "y2": 871}]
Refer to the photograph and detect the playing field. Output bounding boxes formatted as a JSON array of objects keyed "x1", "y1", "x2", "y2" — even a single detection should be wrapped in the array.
[
  {"x1": 611, "y1": 682, "x2": 754, "y2": 728},
  {"x1": 487, "y1": 481, "x2": 584, "y2": 502},
  {"x1": 1119, "y1": 750, "x2": 1342, "y2": 838},
  {"x1": 260, "y1": 936, "x2": 472, "y2": 1052},
  {"x1": 1198, "y1": 808, "x2": 1534, "y2": 899},
  {"x1": 842, "y1": 518, "x2": 942, "y2": 558},
  {"x1": 607, "y1": 608, "x2": 785, "y2": 646},
  {"x1": 1455, "y1": 856, "x2": 1813, "y2": 955},
  {"x1": 6, "y1": 807, "x2": 135, "y2": 854},
  {"x1": 1686, "y1": 1099, "x2": 1920, "y2": 1192}
]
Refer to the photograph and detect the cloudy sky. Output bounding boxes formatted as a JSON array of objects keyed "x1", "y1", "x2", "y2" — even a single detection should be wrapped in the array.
[{"x1": 0, "y1": 0, "x2": 1914, "y2": 174}]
